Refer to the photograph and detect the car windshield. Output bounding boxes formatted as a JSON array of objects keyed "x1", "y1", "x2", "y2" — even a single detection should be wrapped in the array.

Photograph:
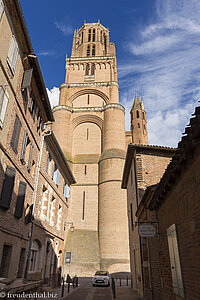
[{"x1": 95, "y1": 271, "x2": 108, "y2": 276}]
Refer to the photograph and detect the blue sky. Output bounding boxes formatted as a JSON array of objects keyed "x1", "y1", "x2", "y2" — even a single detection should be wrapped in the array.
[{"x1": 20, "y1": 0, "x2": 200, "y2": 147}]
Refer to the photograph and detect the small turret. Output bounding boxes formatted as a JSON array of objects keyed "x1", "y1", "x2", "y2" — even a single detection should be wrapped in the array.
[{"x1": 130, "y1": 95, "x2": 148, "y2": 145}]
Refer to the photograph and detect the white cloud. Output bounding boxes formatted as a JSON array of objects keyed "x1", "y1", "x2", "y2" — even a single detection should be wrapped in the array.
[
  {"x1": 47, "y1": 87, "x2": 60, "y2": 108},
  {"x1": 38, "y1": 51, "x2": 55, "y2": 56},
  {"x1": 119, "y1": 0, "x2": 200, "y2": 147},
  {"x1": 54, "y1": 21, "x2": 73, "y2": 36}
]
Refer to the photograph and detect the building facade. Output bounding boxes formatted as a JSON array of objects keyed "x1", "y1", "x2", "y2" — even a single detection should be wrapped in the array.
[
  {"x1": 122, "y1": 144, "x2": 176, "y2": 297},
  {"x1": 147, "y1": 105, "x2": 200, "y2": 300},
  {"x1": 52, "y1": 21, "x2": 130, "y2": 276},
  {"x1": 0, "y1": 0, "x2": 75, "y2": 292}
]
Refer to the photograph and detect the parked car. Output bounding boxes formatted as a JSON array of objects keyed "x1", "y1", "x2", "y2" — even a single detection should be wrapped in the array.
[{"x1": 92, "y1": 270, "x2": 110, "y2": 287}]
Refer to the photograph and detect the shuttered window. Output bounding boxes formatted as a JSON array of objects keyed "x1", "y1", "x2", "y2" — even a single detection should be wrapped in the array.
[
  {"x1": 21, "y1": 69, "x2": 33, "y2": 90},
  {"x1": 167, "y1": 224, "x2": 185, "y2": 298},
  {"x1": 0, "y1": 166, "x2": 16, "y2": 209},
  {"x1": 20, "y1": 130, "x2": 28, "y2": 163},
  {"x1": 27, "y1": 143, "x2": 34, "y2": 172},
  {"x1": 7, "y1": 35, "x2": 19, "y2": 74},
  {"x1": 52, "y1": 163, "x2": 60, "y2": 186},
  {"x1": 14, "y1": 181, "x2": 26, "y2": 218},
  {"x1": 11, "y1": 114, "x2": 21, "y2": 153},
  {"x1": 0, "y1": 87, "x2": 9, "y2": 129},
  {"x1": 0, "y1": 0, "x2": 4, "y2": 21}
]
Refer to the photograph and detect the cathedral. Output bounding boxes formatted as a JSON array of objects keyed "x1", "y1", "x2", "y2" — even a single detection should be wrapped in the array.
[{"x1": 52, "y1": 21, "x2": 148, "y2": 276}]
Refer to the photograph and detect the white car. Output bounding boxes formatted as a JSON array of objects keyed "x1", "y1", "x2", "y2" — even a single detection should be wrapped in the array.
[{"x1": 92, "y1": 270, "x2": 110, "y2": 287}]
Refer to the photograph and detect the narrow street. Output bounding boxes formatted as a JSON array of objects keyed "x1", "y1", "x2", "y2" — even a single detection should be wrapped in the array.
[{"x1": 58, "y1": 278, "x2": 142, "y2": 300}]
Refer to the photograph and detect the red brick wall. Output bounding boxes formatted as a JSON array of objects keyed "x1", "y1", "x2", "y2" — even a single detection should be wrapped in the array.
[{"x1": 157, "y1": 146, "x2": 200, "y2": 300}]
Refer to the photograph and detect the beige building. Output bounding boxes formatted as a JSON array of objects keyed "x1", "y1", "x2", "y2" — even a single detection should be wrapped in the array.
[
  {"x1": 52, "y1": 21, "x2": 131, "y2": 276},
  {"x1": 0, "y1": 0, "x2": 75, "y2": 292}
]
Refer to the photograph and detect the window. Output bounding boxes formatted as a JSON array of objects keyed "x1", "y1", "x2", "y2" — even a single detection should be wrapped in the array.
[
  {"x1": 17, "y1": 248, "x2": 26, "y2": 278},
  {"x1": 87, "y1": 45, "x2": 90, "y2": 56},
  {"x1": 27, "y1": 143, "x2": 34, "y2": 173},
  {"x1": 0, "y1": 86, "x2": 9, "y2": 129},
  {"x1": 100, "y1": 31, "x2": 102, "y2": 43},
  {"x1": 20, "y1": 130, "x2": 28, "y2": 164},
  {"x1": 29, "y1": 241, "x2": 39, "y2": 272},
  {"x1": 52, "y1": 163, "x2": 60, "y2": 186},
  {"x1": 57, "y1": 205, "x2": 62, "y2": 230},
  {"x1": 0, "y1": 244, "x2": 12, "y2": 277},
  {"x1": 137, "y1": 110, "x2": 139, "y2": 118},
  {"x1": 87, "y1": 95, "x2": 90, "y2": 105},
  {"x1": 46, "y1": 153, "x2": 51, "y2": 173},
  {"x1": 40, "y1": 186, "x2": 48, "y2": 218},
  {"x1": 50, "y1": 196, "x2": 55, "y2": 226},
  {"x1": 7, "y1": 35, "x2": 19, "y2": 74},
  {"x1": 28, "y1": 91, "x2": 37, "y2": 121},
  {"x1": 137, "y1": 123, "x2": 140, "y2": 128},
  {"x1": 92, "y1": 45, "x2": 95, "y2": 56},
  {"x1": 91, "y1": 63, "x2": 95, "y2": 75},
  {"x1": 85, "y1": 64, "x2": 90, "y2": 75},
  {"x1": 37, "y1": 110, "x2": 42, "y2": 131},
  {"x1": 81, "y1": 31, "x2": 83, "y2": 43},
  {"x1": 92, "y1": 29, "x2": 95, "y2": 42},
  {"x1": 88, "y1": 29, "x2": 91, "y2": 42},
  {"x1": 14, "y1": 181, "x2": 27, "y2": 218},
  {"x1": 84, "y1": 165, "x2": 87, "y2": 175},
  {"x1": 65, "y1": 252, "x2": 71, "y2": 263},
  {"x1": 10, "y1": 114, "x2": 21, "y2": 153},
  {"x1": 0, "y1": 0, "x2": 4, "y2": 21},
  {"x1": 143, "y1": 112, "x2": 145, "y2": 119},
  {"x1": 82, "y1": 191, "x2": 85, "y2": 220},
  {"x1": 63, "y1": 182, "x2": 70, "y2": 199},
  {"x1": 104, "y1": 35, "x2": 107, "y2": 53},
  {"x1": 167, "y1": 224, "x2": 185, "y2": 298},
  {"x1": 0, "y1": 166, "x2": 16, "y2": 209},
  {"x1": 86, "y1": 128, "x2": 89, "y2": 140}
]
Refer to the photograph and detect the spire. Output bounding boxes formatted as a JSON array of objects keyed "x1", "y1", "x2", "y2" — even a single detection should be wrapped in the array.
[
  {"x1": 74, "y1": 29, "x2": 76, "y2": 36},
  {"x1": 141, "y1": 97, "x2": 144, "y2": 110},
  {"x1": 131, "y1": 95, "x2": 141, "y2": 110}
]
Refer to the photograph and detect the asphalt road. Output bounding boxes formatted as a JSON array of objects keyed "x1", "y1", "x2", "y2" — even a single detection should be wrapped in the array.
[{"x1": 63, "y1": 277, "x2": 113, "y2": 300}]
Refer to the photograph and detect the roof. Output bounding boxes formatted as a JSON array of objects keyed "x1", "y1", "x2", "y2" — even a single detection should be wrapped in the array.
[
  {"x1": 149, "y1": 105, "x2": 200, "y2": 210},
  {"x1": 131, "y1": 96, "x2": 141, "y2": 110},
  {"x1": 135, "y1": 184, "x2": 158, "y2": 217},
  {"x1": 6, "y1": 0, "x2": 54, "y2": 122},
  {"x1": 121, "y1": 143, "x2": 176, "y2": 189},
  {"x1": 45, "y1": 131, "x2": 76, "y2": 185}
]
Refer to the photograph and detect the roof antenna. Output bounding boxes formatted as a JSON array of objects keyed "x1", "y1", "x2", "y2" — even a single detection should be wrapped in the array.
[{"x1": 135, "y1": 89, "x2": 137, "y2": 98}]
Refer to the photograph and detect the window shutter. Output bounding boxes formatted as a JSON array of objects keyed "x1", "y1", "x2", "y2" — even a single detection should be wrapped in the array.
[
  {"x1": 52, "y1": 163, "x2": 55, "y2": 180},
  {"x1": 37, "y1": 111, "x2": 41, "y2": 129},
  {"x1": 27, "y1": 143, "x2": 34, "y2": 172},
  {"x1": 32, "y1": 101, "x2": 36, "y2": 121},
  {"x1": 11, "y1": 115, "x2": 21, "y2": 153},
  {"x1": 20, "y1": 130, "x2": 28, "y2": 163},
  {"x1": 28, "y1": 91, "x2": 34, "y2": 112},
  {"x1": 14, "y1": 181, "x2": 26, "y2": 218},
  {"x1": 46, "y1": 154, "x2": 50, "y2": 173},
  {"x1": 0, "y1": 89, "x2": 9, "y2": 128},
  {"x1": 0, "y1": 0, "x2": 4, "y2": 21},
  {"x1": 0, "y1": 166, "x2": 16, "y2": 209},
  {"x1": 167, "y1": 224, "x2": 185, "y2": 298},
  {"x1": 7, "y1": 36, "x2": 19, "y2": 74},
  {"x1": 21, "y1": 69, "x2": 33, "y2": 90},
  {"x1": 64, "y1": 185, "x2": 70, "y2": 198}
]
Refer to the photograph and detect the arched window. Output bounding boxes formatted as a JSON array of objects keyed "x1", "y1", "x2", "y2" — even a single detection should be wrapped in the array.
[
  {"x1": 137, "y1": 110, "x2": 139, "y2": 118},
  {"x1": 85, "y1": 64, "x2": 90, "y2": 75},
  {"x1": 91, "y1": 63, "x2": 95, "y2": 75},
  {"x1": 87, "y1": 45, "x2": 90, "y2": 56},
  {"x1": 92, "y1": 45, "x2": 95, "y2": 56},
  {"x1": 100, "y1": 31, "x2": 103, "y2": 43},
  {"x1": 137, "y1": 123, "x2": 140, "y2": 128},
  {"x1": 81, "y1": 31, "x2": 84, "y2": 43},
  {"x1": 104, "y1": 34, "x2": 107, "y2": 53},
  {"x1": 92, "y1": 29, "x2": 95, "y2": 42},
  {"x1": 88, "y1": 29, "x2": 91, "y2": 42}
]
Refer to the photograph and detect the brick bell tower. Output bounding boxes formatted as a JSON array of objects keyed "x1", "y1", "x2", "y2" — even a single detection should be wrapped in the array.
[
  {"x1": 130, "y1": 95, "x2": 148, "y2": 145},
  {"x1": 52, "y1": 21, "x2": 130, "y2": 276}
]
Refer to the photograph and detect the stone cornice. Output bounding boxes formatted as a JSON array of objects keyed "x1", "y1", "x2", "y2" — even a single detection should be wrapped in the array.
[
  {"x1": 67, "y1": 56, "x2": 114, "y2": 62},
  {"x1": 53, "y1": 103, "x2": 125, "y2": 114},
  {"x1": 60, "y1": 81, "x2": 119, "y2": 89}
]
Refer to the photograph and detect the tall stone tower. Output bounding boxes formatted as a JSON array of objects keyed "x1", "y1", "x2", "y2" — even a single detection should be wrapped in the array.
[
  {"x1": 130, "y1": 95, "x2": 148, "y2": 145},
  {"x1": 52, "y1": 21, "x2": 130, "y2": 275}
]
